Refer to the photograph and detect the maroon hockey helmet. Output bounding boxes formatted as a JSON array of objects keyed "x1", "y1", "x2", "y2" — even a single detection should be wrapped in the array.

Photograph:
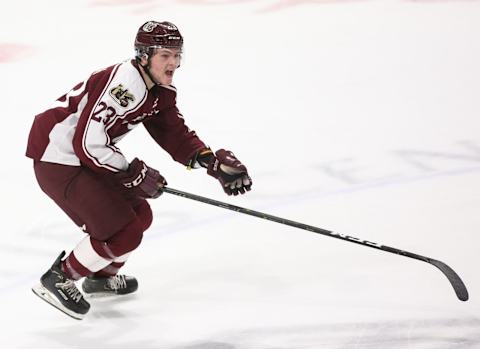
[{"x1": 134, "y1": 21, "x2": 183, "y2": 58}]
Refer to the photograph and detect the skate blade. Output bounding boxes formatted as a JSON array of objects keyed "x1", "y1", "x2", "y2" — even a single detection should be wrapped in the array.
[
  {"x1": 84, "y1": 292, "x2": 115, "y2": 299},
  {"x1": 32, "y1": 284, "x2": 86, "y2": 320},
  {"x1": 84, "y1": 291, "x2": 134, "y2": 299}
]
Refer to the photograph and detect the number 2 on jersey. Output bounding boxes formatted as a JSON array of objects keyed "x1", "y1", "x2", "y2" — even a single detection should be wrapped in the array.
[{"x1": 92, "y1": 102, "x2": 116, "y2": 124}]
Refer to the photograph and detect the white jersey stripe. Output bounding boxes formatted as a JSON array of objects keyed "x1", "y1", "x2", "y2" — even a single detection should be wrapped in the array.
[
  {"x1": 113, "y1": 252, "x2": 131, "y2": 263},
  {"x1": 40, "y1": 93, "x2": 89, "y2": 165},
  {"x1": 72, "y1": 236, "x2": 112, "y2": 273},
  {"x1": 81, "y1": 63, "x2": 128, "y2": 172}
]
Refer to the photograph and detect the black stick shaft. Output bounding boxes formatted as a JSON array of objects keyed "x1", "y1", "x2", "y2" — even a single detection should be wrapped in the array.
[{"x1": 163, "y1": 187, "x2": 468, "y2": 301}]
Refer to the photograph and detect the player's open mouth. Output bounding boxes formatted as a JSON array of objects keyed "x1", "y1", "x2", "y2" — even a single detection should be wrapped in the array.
[{"x1": 166, "y1": 70, "x2": 174, "y2": 77}]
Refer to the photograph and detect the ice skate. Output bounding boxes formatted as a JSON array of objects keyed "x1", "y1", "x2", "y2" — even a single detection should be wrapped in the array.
[
  {"x1": 32, "y1": 251, "x2": 90, "y2": 320},
  {"x1": 82, "y1": 274, "x2": 138, "y2": 297}
]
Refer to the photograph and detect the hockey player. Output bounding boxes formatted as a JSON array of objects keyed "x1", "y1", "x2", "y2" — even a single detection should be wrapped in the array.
[{"x1": 26, "y1": 20, "x2": 252, "y2": 320}]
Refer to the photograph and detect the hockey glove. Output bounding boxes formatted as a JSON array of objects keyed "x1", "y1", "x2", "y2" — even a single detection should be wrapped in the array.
[
  {"x1": 116, "y1": 158, "x2": 167, "y2": 199},
  {"x1": 207, "y1": 149, "x2": 252, "y2": 196}
]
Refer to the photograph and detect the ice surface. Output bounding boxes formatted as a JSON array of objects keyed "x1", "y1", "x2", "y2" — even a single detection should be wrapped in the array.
[{"x1": 1, "y1": 0, "x2": 480, "y2": 348}]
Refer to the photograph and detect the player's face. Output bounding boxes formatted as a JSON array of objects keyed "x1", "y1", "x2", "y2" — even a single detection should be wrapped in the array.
[{"x1": 148, "y1": 48, "x2": 182, "y2": 85}]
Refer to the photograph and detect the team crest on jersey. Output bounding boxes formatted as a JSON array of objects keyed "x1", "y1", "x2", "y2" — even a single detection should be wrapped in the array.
[{"x1": 109, "y1": 84, "x2": 135, "y2": 107}]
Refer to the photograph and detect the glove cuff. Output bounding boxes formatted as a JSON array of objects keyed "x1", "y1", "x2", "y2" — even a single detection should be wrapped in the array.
[{"x1": 187, "y1": 148, "x2": 214, "y2": 170}]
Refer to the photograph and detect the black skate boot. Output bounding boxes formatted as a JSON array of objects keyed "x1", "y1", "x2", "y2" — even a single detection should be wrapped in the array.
[
  {"x1": 82, "y1": 274, "x2": 138, "y2": 296},
  {"x1": 32, "y1": 251, "x2": 90, "y2": 320}
]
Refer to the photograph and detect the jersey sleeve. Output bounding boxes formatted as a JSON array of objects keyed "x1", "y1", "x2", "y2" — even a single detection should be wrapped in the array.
[{"x1": 143, "y1": 105, "x2": 207, "y2": 165}]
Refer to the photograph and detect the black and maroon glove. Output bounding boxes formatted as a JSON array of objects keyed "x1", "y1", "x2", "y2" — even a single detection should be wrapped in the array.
[
  {"x1": 206, "y1": 149, "x2": 252, "y2": 196},
  {"x1": 116, "y1": 158, "x2": 167, "y2": 199}
]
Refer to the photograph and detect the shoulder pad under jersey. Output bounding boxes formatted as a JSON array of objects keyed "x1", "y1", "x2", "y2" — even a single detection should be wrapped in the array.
[{"x1": 102, "y1": 60, "x2": 148, "y2": 116}]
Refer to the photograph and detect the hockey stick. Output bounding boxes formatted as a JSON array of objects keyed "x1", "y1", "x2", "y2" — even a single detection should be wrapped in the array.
[{"x1": 163, "y1": 187, "x2": 469, "y2": 302}]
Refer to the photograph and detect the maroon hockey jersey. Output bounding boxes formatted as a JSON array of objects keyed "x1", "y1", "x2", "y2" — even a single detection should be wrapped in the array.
[{"x1": 26, "y1": 59, "x2": 206, "y2": 173}]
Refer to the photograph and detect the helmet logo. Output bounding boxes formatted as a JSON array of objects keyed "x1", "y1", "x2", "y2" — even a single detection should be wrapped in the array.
[
  {"x1": 142, "y1": 21, "x2": 159, "y2": 33},
  {"x1": 136, "y1": 21, "x2": 183, "y2": 55},
  {"x1": 162, "y1": 23, "x2": 178, "y2": 31}
]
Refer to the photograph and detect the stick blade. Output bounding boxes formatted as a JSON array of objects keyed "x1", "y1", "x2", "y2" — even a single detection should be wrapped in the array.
[{"x1": 428, "y1": 259, "x2": 469, "y2": 301}]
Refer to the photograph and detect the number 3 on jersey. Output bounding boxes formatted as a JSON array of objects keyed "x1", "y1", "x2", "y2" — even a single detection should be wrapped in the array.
[{"x1": 92, "y1": 102, "x2": 116, "y2": 124}]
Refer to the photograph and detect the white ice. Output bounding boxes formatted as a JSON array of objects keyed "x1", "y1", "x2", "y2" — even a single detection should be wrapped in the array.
[{"x1": 1, "y1": 0, "x2": 480, "y2": 348}]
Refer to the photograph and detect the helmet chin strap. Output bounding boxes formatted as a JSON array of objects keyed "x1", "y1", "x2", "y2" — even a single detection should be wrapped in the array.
[{"x1": 140, "y1": 55, "x2": 160, "y2": 87}]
